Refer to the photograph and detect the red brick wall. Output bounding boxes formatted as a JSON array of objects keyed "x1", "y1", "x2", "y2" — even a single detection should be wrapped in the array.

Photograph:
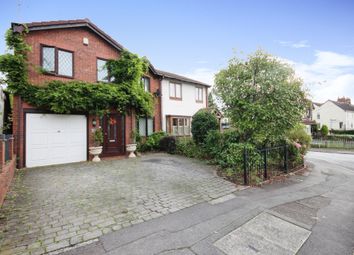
[
  {"x1": 24, "y1": 27, "x2": 120, "y2": 85},
  {"x1": 145, "y1": 72, "x2": 162, "y2": 131},
  {"x1": 0, "y1": 138, "x2": 16, "y2": 206},
  {"x1": 13, "y1": 26, "x2": 162, "y2": 168}
]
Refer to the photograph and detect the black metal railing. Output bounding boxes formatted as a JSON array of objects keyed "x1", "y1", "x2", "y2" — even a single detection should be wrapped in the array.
[{"x1": 242, "y1": 144, "x2": 301, "y2": 185}]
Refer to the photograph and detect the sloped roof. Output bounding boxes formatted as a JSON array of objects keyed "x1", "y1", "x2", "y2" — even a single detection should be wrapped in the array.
[
  {"x1": 312, "y1": 102, "x2": 323, "y2": 106},
  {"x1": 330, "y1": 100, "x2": 354, "y2": 112},
  {"x1": 12, "y1": 19, "x2": 209, "y2": 86},
  {"x1": 24, "y1": 19, "x2": 125, "y2": 51},
  {"x1": 156, "y1": 69, "x2": 211, "y2": 87}
]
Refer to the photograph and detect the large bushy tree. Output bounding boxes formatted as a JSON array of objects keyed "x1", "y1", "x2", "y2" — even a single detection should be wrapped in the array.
[{"x1": 214, "y1": 50, "x2": 306, "y2": 146}]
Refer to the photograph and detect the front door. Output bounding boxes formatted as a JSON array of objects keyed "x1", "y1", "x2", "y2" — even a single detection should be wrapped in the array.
[{"x1": 102, "y1": 113, "x2": 125, "y2": 156}]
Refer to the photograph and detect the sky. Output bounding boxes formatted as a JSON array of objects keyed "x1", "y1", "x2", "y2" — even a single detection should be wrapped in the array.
[{"x1": 1, "y1": 0, "x2": 354, "y2": 102}]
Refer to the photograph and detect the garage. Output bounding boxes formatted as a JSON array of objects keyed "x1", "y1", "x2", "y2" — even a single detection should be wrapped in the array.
[{"x1": 25, "y1": 113, "x2": 87, "y2": 167}]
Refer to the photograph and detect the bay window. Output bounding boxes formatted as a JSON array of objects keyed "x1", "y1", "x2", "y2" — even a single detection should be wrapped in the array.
[{"x1": 167, "y1": 116, "x2": 191, "y2": 136}]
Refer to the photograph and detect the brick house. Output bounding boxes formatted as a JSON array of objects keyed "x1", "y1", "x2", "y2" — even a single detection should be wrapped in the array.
[{"x1": 10, "y1": 19, "x2": 209, "y2": 168}]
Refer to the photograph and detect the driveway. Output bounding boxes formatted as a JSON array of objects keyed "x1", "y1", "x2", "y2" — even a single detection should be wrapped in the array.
[
  {"x1": 60, "y1": 151, "x2": 354, "y2": 255},
  {"x1": 0, "y1": 153, "x2": 237, "y2": 255}
]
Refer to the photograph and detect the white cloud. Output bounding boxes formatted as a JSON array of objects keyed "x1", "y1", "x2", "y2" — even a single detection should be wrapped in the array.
[
  {"x1": 283, "y1": 51, "x2": 354, "y2": 102},
  {"x1": 277, "y1": 40, "x2": 310, "y2": 48},
  {"x1": 183, "y1": 68, "x2": 216, "y2": 86}
]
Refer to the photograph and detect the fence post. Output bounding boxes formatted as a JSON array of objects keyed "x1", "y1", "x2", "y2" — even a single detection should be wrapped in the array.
[
  {"x1": 243, "y1": 147, "x2": 248, "y2": 185},
  {"x1": 284, "y1": 144, "x2": 288, "y2": 173},
  {"x1": 263, "y1": 150, "x2": 267, "y2": 179}
]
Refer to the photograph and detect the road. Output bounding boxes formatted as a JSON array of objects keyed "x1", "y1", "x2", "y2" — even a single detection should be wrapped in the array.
[{"x1": 61, "y1": 151, "x2": 354, "y2": 255}]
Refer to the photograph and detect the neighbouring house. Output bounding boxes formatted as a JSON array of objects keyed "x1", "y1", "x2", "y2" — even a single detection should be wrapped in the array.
[
  {"x1": 312, "y1": 97, "x2": 354, "y2": 131},
  {"x1": 301, "y1": 100, "x2": 317, "y2": 135},
  {"x1": 9, "y1": 19, "x2": 208, "y2": 168},
  {"x1": 157, "y1": 70, "x2": 210, "y2": 136}
]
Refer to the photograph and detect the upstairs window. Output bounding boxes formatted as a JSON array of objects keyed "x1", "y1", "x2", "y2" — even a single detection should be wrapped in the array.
[
  {"x1": 169, "y1": 82, "x2": 182, "y2": 100},
  {"x1": 142, "y1": 77, "x2": 150, "y2": 92},
  {"x1": 97, "y1": 59, "x2": 110, "y2": 82},
  {"x1": 195, "y1": 87, "x2": 203, "y2": 102},
  {"x1": 41, "y1": 45, "x2": 73, "y2": 77},
  {"x1": 317, "y1": 113, "x2": 320, "y2": 119}
]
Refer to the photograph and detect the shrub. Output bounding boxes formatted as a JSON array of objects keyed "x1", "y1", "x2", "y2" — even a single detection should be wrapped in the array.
[
  {"x1": 216, "y1": 142, "x2": 261, "y2": 172},
  {"x1": 176, "y1": 137, "x2": 204, "y2": 158},
  {"x1": 330, "y1": 129, "x2": 354, "y2": 135},
  {"x1": 93, "y1": 128, "x2": 103, "y2": 146},
  {"x1": 286, "y1": 123, "x2": 312, "y2": 154},
  {"x1": 191, "y1": 110, "x2": 219, "y2": 145},
  {"x1": 203, "y1": 129, "x2": 241, "y2": 159},
  {"x1": 138, "y1": 131, "x2": 166, "y2": 152},
  {"x1": 320, "y1": 125, "x2": 329, "y2": 137},
  {"x1": 159, "y1": 136, "x2": 177, "y2": 154}
]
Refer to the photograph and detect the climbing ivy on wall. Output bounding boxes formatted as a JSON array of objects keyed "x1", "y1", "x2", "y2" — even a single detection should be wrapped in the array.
[{"x1": 0, "y1": 26, "x2": 154, "y2": 116}]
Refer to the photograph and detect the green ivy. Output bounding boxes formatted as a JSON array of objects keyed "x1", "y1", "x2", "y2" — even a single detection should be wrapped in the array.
[{"x1": 0, "y1": 26, "x2": 154, "y2": 116}]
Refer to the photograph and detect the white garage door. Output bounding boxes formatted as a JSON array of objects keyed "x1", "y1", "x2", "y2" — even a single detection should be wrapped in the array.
[{"x1": 26, "y1": 113, "x2": 87, "y2": 167}]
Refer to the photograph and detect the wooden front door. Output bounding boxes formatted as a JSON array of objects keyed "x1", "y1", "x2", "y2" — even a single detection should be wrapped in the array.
[{"x1": 102, "y1": 113, "x2": 125, "y2": 156}]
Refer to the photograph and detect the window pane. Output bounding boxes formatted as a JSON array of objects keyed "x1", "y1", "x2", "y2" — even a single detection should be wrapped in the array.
[
  {"x1": 42, "y1": 47, "x2": 55, "y2": 72},
  {"x1": 178, "y1": 118, "x2": 184, "y2": 126},
  {"x1": 199, "y1": 88, "x2": 203, "y2": 101},
  {"x1": 170, "y1": 83, "x2": 175, "y2": 97},
  {"x1": 58, "y1": 50, "x2": 73, "y2": 76},
  {"x1": 172, "y1": 118, "x2": 178, "y2": 126},
  {"x1": 138, "y1": 118, "x2": 146, "y2": 136},
  {"x1": 142, "y1": 77, "x2": 150, "y2": 92},
  {"x1": 147, "y1": 118, "x2": 153, "y2": 135},
  {"x1": 176, "y1": 84, "x2": 181, "y2": 98},
  {"x1": 97, "y1": 59, "x2": 109, "y2": 82}
]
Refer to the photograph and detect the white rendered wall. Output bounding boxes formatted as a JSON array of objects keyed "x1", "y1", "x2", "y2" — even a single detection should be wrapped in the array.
[
  {"x1": 161, "y1": 79, "x2": 207, "y2": 132},
  {"x1": 313, "y1": 101, "x2": 347, "y2": 130}
]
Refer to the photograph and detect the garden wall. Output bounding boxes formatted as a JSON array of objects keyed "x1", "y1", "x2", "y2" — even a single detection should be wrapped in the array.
[{"x1": 0, "y1": 135, "x2": 16, "y2": 206}]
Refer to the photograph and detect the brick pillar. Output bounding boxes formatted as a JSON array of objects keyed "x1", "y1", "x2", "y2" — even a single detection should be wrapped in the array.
[
  {"x1": 8, "y1": 137, "x2": 14, "y2": 160},
  {"x1": 0, "y1": 140, "x2": 4, "y2": 169}
]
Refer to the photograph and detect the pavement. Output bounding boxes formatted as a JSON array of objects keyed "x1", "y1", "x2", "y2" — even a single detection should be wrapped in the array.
[
  {"x1": 0, "y1": 153, "x2": 237, "y2": 255},
  {"x1": 58, "y1": 151, "x2": 354, "y2": 255}
]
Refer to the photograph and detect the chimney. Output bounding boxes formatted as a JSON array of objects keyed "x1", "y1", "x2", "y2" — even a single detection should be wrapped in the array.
[{"x1": 337, "y1": 97, "x2": 351, "y2": 105}]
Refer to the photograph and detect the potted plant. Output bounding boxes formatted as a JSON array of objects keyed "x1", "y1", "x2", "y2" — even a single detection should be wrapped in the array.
[
  {"x1": 126, "y1": 129, "x2": 137, "y2": 158},
  {"x1": 89, "y1": 128, "x2": 103, "y2": 162}
]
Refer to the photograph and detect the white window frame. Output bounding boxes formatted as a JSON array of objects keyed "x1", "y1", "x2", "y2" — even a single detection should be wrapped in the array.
[
  {"x1": 169, "y1": 82, "x2": 182, "y2": 100},
  {"x1": 195, "y1": 86, "x2": 203, "y2": 102}
]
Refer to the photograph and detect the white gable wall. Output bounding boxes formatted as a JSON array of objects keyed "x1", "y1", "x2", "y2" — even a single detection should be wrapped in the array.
[
  {"x1": 161, "y1": 79, "x2": 207, "y2": 132},
  {"x1": 346, "y1": 111, "x2": 354, "y2": 130},
  {"x1": 313, "y1": 101, "x2": 347, "y2": 130}
]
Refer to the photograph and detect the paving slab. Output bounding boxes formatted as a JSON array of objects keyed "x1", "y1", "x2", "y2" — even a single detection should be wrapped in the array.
[{"x1": 214, "y1": 212, "x2": 311, "y2": 255}]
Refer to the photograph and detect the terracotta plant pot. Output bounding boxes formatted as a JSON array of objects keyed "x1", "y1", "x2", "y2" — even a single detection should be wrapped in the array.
[
  {"x1": 89, "y1": 146, "x2": 103, "y2": 162},
  {"x1": 126, "y1": 144, "x2": 137, "y2": 158}
]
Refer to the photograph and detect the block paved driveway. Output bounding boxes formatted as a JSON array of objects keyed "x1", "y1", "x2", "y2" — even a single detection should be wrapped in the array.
[{"x1": 0, "y1": 153, "x2": 237, "y2": 255}]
